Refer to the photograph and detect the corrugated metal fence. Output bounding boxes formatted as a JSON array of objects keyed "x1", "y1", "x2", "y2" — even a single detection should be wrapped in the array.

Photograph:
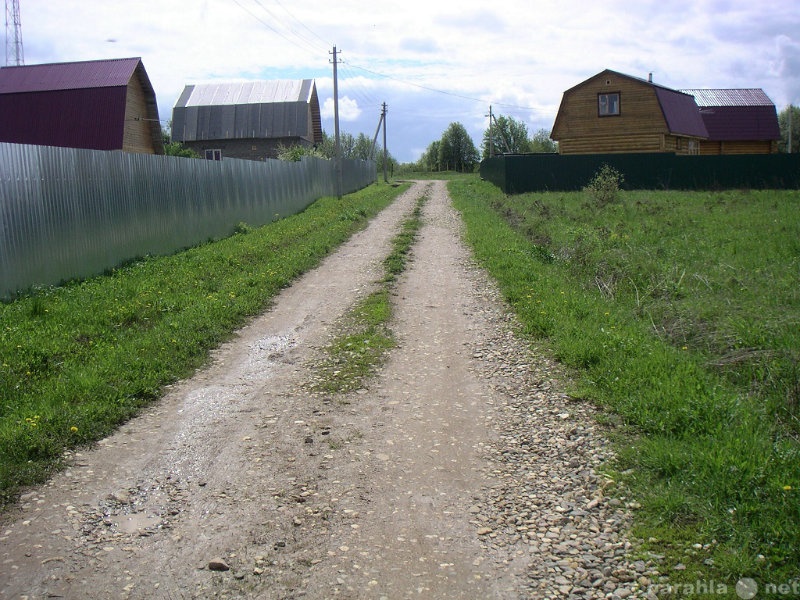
[{"x1": 0, "y1": 142, "x2": 376, "y2": 298}]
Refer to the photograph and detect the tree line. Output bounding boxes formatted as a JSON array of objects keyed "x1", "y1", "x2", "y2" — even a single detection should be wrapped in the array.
[{"x1": 415, "y1": 116, "x2": 557, "y2": 173}]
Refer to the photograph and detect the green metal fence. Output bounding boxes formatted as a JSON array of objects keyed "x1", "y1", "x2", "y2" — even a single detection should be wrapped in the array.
[{"x1": 480, "y1": 153, "x2": 800, "y2": 194}]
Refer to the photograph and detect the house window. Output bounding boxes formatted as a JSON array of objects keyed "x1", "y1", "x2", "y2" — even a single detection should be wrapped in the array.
[
  {"x1": 598, "y1": 93, "x2": 620, "y2": 117},
  {"x1": 205, "y1": 149, "x2": 222, "y2": 161}
]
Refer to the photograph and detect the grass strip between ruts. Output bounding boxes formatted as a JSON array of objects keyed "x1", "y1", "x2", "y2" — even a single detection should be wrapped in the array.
[{"x1": 309, "y1": 191, "x2": 427, "y2": 395}]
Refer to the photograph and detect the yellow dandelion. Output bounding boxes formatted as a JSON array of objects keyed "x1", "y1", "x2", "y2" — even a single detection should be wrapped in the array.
[
  {"x1": 70, "y1": 426, "x2": 78, "y2": 433},
  {"x1": 784, "y1": 485, "x2": 792, "y2": 491}
]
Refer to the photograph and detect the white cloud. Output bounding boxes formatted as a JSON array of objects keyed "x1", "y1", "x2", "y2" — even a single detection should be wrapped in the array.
[
  {"x1": 321, "y1": 96, "x2": 362, "y2": 122},
  {"x1": 15, "y1": 0, "x2": 800, "y2": 162}
]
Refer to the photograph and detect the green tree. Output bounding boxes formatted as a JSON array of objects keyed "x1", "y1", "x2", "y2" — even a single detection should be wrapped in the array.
[
  {"x1": 529, "y1": 128, "x2": 559, "y2": 153},
  {"x1": 482, "y1": 115, "x2": 532, "y2": 158},
  {"x1": 438, "y1": 122, "x2": 480, "y2": 172},
  {"x1": 778, "y1": 104, "x2": 800, "y2": 153},
  {"x1": 352, "y1": 132, "x2": 374, "y2": 160},
  {"x1": 418, "y1": 140, "x2": 442, "y2": 171}
]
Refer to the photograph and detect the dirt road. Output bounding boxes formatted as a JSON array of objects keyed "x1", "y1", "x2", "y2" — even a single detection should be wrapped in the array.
[{"x1": 0, "y1": 181, "x2": 656, "y2": 599}]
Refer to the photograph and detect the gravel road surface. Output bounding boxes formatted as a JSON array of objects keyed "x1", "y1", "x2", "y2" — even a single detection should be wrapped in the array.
[{"x1": 0, "y1": 181, "x2": 660, "y2": 599}]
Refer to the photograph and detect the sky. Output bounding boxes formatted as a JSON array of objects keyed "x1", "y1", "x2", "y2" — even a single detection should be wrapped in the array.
[{"x1": 11, "y1": 0, "x2": 800, "y2": 163}]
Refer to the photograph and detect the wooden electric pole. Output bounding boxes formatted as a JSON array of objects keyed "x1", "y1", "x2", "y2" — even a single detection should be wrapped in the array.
[
  {"x1": 487, "y1": 105, "x2": 494, "y2": 158},
  {"x1": 330, "y1": 45, "x2": 343, "y2": 198},
  {"x1": 382, "y1": 102, "x2": 388, "y2": 183}
]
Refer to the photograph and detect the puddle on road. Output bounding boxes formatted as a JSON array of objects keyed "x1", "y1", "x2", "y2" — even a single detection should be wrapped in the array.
[{"x1": 108, "y1": 512, "x2": 161, "y2": 534}]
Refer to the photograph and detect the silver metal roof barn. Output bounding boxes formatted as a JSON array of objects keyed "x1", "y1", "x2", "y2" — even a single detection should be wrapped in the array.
[{"x1": 171, "y1": 79, "x2": 323, "y2": 144}]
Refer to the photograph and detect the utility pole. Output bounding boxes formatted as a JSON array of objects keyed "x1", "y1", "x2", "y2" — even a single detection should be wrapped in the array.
[
  {"x1": 5, "y1": 0, "x2": 24, "y2": 66},
  {"x1": 381, "y1": 102, "x2": 388, "y2": 183},
  {"x1": 369, "y1": 103, "x2": 388, "y2": 182},
  {"x1": 487, "y1": 105, "x2": 494, "y2": 158},
  {"x1": 330, "y1": 45, "x2": 343, "y2": 198}
]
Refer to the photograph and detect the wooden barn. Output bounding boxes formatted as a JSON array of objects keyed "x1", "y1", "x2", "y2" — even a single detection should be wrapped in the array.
[
  {"x1": 171, "y1": 79, "x2": 323, "y2": 161},
  {"x1": 551, "y1": 69, "x2": 708, "y2": 155},
  {"x1": 680, "y1": 88, "x2": 780, "y2": 154},
  {"x1": 0, "y1": 57, "x2": 163, "y2": 154}
]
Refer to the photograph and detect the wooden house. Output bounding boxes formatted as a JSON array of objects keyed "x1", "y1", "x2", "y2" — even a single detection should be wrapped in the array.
[
  {"x1": 551, "y1": 69, "x2": 708, "y2": 155},
  {"x1": 171, "y1": 79, "x2": 323, "y2": 161},
  {"x1": 680, "y1": 88, "x2": 780, "y2": 154},
  {"x1": 0, "y1": 57, "x2": 163, "y2": 154}
]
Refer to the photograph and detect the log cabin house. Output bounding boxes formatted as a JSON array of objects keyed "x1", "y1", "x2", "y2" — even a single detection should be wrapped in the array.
[
  {"x1": 551, "y1": 69, "x2": 781, "y2": 156},
  {"x1": 171, "y1": 79, "x2": 323, "y2": 162},
  {"x1": 0, "y1": 57, "x2": 163, "y2": 154},
  {"x1": 551, "y1": 69, "x2": 708, "y2": 155}
]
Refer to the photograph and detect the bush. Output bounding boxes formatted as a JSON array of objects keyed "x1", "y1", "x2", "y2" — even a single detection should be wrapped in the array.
[
  {"x1": 584, "y1": 164, "x2": 624, "y2": 206},
  {"x1": 277, "y1": 144, "x2": 325, "y2": 162}
]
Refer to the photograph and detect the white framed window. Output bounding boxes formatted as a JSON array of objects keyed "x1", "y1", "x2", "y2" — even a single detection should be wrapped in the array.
[
  {"x1": 598, "y1": 92, "x2": 620, "y2": 117},
  {"x1": 205, "y1": 149, "x2": 222, "y2": 161}
]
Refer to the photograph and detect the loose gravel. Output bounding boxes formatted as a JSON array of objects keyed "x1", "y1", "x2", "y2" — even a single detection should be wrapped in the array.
[{"x1": 0, "y1": 180, "x2": 667, "y2": 599}]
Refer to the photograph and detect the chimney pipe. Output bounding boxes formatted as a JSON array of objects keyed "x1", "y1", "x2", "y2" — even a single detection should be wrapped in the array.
[{"x1": 648, "y1": 72, "x2": 653, "y2": 83}]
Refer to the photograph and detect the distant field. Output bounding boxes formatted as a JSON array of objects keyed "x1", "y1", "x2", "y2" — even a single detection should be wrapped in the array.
[{"x1": 449, "y1": 178, "x2": 800, "y2": 588}]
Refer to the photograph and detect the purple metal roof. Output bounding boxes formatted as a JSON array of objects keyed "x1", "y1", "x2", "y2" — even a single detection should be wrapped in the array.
[
  {"x1": 697, "y1": 105, "x2": 780, "y2": 141},
  {"x1": 0, "y1": 57, "x2": 162, "y2": 153},
  {"x1": 0, "y1": 57, "x2": 141, "y2": 93},
  {"x1": 681, "y1": 89, "x2": 780, "y2": 141},
  {"x1": 654, "y1": 87, "x2": 709, "y2": 138}
]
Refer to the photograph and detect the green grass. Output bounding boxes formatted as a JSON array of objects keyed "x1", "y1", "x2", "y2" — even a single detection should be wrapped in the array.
[
  {"x1": 310, "y1": 194, "x2": 426, "y2": 394},
  {"x1": 448, "y1": 177, "x2": 800, "y2": 590},
  {"x1": 0, "y1": 182, "x2": 409, "y2": 508}
]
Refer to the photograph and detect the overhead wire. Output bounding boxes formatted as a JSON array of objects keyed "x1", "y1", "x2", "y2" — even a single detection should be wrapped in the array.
[
  {"x1": 272, "y1": 0, "x2": 332, "y2": 49},
  {"x1": 229, "y1": 0, "x2": 538, "y2": 119},
  {"x1": 343, "y1": 62, "x2": 540, "y2": 112},
  {"x1": 229, "y1": 0, "x2": 322, "y2": 59},
  {"x1": 250, "y1": 0, "x2": 329, "y2": 55}
]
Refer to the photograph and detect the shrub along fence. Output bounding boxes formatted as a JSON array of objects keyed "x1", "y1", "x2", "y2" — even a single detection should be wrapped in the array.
[
  {"x1": 0, "y1": 142, "x2": 376, "y2": 299},
  {"x1": 480, "y1": 152, "x2": 800, "y2": 194}
]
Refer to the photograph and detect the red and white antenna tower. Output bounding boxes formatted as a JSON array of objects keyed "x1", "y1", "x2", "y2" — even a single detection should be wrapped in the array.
[{"x1": 4, "y1": 0, "x2": 24, "y2": 66}]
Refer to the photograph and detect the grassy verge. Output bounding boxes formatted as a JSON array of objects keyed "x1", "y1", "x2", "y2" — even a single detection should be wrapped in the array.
[
  {"x1": 309, "y1": 194, "x2": 426, "y2": 395},
  {"x1": 0, "y1": 182, "x2": 409, "y2": 508},
  {"x1": 448, "y1": 177, "x2": 800, "y2": 590}
]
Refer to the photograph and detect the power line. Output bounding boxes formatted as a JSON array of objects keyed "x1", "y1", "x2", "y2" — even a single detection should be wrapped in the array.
[
  {"x1": 250, "y1": 0, "x2": 327, "y2": 55},
  {"x1": 344, "y1": 61, "x2": 539, "y2": 112},
  {"x1": 229, "y1": 0, "x2": 320, "y2": 58},
  {"x1": 229, "y1": 0, "x2": 537, "y2": 114},
  {"x1": 272, "y1": 0, "x2": 331, "y2": 49}
]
